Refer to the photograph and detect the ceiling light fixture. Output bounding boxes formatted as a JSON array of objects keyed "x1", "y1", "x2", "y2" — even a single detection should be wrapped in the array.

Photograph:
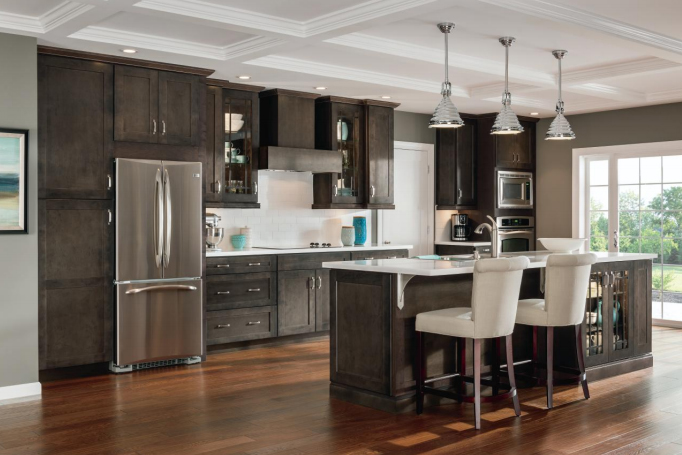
[
  {"x1": 530, "y1": 112, "x2": 539, "y2": 116},
  {"x1": 491, "y1": 37, "x2": 523, "y2": 135},
  {"x1": 546, "y1": 50, "x2": 576, "y2": 140},
  {"x1": 428, "y1": 22, "x2": 464, "y2": 129},
  {"x1": 381, "y1": 96, "x2": 392, "y2": 99},
  {"x1": 237, "y1": 75, "x2": 251, "y2": 80},
  {"x1": 315, "y1": 86, "x2": 327, "y2": 90},
  {"x1": 121, "y1": 49, "x2": 137, "y2": 54}
]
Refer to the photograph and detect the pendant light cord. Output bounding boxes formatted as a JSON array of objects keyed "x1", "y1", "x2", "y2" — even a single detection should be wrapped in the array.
[{"x1": 444, "y1": 31, "x2": 449, "y2": 84}]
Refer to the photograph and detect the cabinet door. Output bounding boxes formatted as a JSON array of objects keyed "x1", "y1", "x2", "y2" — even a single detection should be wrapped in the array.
[
  {"x1": 633, "y1": 260, "x2": 653, "y2": 356},
  {"x1": 315, "y1": 269, "x2": 330, "y2": 331},
  {"x1": 277, "y1": 270, "x2": 316, "y2": 336},
  {"x1": 39, "y1": 199, "x2": 113, "y2": 369},
  {"x1": 223, "y1": 89, "x2": 259, "y2": 204},
  {"x1": 435, "y1": 129, "x2": 456, "y2": 207},
  {"x1": 205, "y1": 86, "x2": 223, "y2": 202},
  {"x1": 39, "y1": 56, "x2": 113, "y2": 199},
  {"x1": 608, "y1": 261, "x2": 635, "y2": 362},
  {"x1": 159, "y1": 71, "x2": 200, "y2": 146},
  {"x1": 584, "y1": 263, "x2": 610, "y2": 368},
  {"x1": 366, "y1": 105, "x2": 394, "y2": 207},
  {"x1": 114, "y1": 66, "x2": 158, "y2": 143},
  {"x1": 515, "y1": 121, "x2": 535, "y2": 169},
  {"x1": 456, "y1": 121, "x2": 476, "y2": 206},
  {"x1": 495, "y1": 121, "x2": 533, "y2": 169}
]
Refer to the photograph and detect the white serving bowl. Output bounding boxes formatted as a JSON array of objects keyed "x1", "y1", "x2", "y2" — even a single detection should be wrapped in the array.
[
  {"x1": 538, "y1": 238, "x2": 586, "y2": 253},
  {"x1": 225, "y1": 119, "x2": 244, "y2": 133}
]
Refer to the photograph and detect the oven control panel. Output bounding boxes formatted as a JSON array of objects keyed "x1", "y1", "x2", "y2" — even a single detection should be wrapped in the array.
[{"x1": 496, "y1": 216, "x2": 535, "y2": 228}]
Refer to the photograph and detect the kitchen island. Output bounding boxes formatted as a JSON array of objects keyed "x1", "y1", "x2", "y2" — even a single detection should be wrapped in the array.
[{"x1": 323, "y1": 252, "x2": 656, "y2": 412}]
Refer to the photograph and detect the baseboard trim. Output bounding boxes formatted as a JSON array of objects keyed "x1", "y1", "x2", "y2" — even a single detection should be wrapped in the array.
[{"x1": 0, "y1": 382, "x2": 41, "y2": 403}]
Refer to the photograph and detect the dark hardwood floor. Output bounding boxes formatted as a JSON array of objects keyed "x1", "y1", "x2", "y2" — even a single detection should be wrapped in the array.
[{"x1": 2, "y1": 327, "x2": 682, "y2": 454}]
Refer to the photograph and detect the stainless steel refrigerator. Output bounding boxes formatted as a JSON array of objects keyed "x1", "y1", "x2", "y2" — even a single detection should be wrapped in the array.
[{"x1": 112, "y1": 158, "x2": 203, "y2": 372}]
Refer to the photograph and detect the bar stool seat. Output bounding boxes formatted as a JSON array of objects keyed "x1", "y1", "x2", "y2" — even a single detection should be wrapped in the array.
[
  {"x1": 415, "y1": 256, "x2": 530, "y2": 430},
  {"x1": 516, "y1": 299, "x2": 548, "y2": 326}
]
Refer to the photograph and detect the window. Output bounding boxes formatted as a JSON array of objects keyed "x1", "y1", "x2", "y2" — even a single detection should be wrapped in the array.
[{"x1": 575, "y1": 142, "x2": 682, "y2": 324}]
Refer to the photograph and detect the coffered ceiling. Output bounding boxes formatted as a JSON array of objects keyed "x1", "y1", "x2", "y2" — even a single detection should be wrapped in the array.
[{"x1": 2, "y1": 0, "x2": 681, "y2": 117}]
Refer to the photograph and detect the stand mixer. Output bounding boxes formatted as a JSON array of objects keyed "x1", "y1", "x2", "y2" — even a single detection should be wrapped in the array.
[{"x1": 206, "y1": 213, "x2": 224, "y2": 252}]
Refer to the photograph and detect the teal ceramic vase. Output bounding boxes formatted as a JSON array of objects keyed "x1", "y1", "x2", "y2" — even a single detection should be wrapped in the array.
[{"x1": 353, "y1": 217, "x2": 367, "y2": 245}]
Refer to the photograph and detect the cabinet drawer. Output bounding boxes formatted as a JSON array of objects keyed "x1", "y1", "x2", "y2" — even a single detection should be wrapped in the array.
[
  {"x1": 206, "y1": 255, "x2": 276, "y2": 275},
  {"x1": 207, "y1": 306, "x2": 277, "y2": 345},
  {"x1": 207, "y1": 273, "x2": 275, "y2": 311},
  {"x1": 278, "y1": 252, "x2": 350, "y2": 271},
  {"x1": 350, "y1": 249, "x2": 408, "y2": 261}
]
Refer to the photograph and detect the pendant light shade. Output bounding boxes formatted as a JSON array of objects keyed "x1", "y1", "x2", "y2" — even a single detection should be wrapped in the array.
[
  {"x1": 546, "y1": 50, "x2": 576, "y2": 140},
  {"x1": 491, "y1": 37, "x2": 523, "y2": 135},
  {"x1": 429, "y1": 22, "x2": 464, "y2": 128}
]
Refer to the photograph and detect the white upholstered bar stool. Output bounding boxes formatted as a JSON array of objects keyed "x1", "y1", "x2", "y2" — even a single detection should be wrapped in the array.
[
  {"x1": 415, "y1": 256, "x2": 530, "y2": 430},
  {"x1": 515, "y1": 253, "x2": 598, "y2": 409}
]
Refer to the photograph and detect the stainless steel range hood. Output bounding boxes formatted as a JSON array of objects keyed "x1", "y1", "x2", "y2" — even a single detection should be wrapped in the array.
[{"x1": 259, "y1": 146, "x2": 342, "y2": 173}]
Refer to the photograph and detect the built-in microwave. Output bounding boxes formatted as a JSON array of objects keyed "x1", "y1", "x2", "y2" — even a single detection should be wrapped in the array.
[{"x1": 497, "y1": 170, "x2": 533, "y2": 209}]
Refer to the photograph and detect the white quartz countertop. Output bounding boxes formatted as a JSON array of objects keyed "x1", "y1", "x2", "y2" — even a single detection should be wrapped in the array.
[
  {"x1": 322, "y1": 252, "x2": 657, "y2": 277},
  {"x1": 435, "y1": 241, "x2": 492, "y2": 247},
  {"x1": 206, "y1": 244, "x2": 413, "y2": 257}
]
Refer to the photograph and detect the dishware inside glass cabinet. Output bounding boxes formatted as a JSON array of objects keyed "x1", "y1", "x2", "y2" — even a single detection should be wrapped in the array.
[
  {"x1": 336, "y1": 114, "x2": 359, "y2": 198},
  {"x1": 224, "y1": 96, "x2": 253, "y2": 196}
]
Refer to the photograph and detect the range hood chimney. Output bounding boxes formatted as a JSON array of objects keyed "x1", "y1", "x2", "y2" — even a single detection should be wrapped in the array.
[{"x1": 259, "y1": 89, "x2": 342, "y2": 173}]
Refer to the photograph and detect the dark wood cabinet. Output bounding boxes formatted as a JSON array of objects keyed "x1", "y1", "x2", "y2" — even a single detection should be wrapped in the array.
[
  {"x1": 39, "y1": 199, "x2": 113, "y2": 369},
  {"x1": 315, "y1": 269, "x2": 331, "y2": 331},
  {"x1": 207, "y1": 306, "x2": 277, "y2": 345},
  {"x1": 366, "y1": 103, "x2": 395, "y2": 208},
  {"x1": 38, "y1": 56, "x2": 113, "y2": 200},
  {"x1": 495, "y1": 120, "x2": 534, "y2": 169},
  {"x1": 114, "y1": 66, "x2": 200, "y2": 146},
  {"x1": 277, "y1": 269, "x2": 316, "y2": 336},
  {"x1": 435, "y1": 119, "x2": 477, "y2": 209},
  {"x1": 205, "y1": 80, "x2": 263, "y2": 208}
]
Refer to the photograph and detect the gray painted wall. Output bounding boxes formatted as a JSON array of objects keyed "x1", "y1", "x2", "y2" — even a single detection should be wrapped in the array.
[
  {"x1": 0, "y1": 33, "x2": 38, "y2": 388},
  {"x1": 536, "y1": 102, "x2": 682, "y2": 240},
  {"x1": 395, "y1": 111, "x2": 435, "y2": 145}
]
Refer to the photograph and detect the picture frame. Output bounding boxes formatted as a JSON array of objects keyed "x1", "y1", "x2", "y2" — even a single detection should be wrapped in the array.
[{"x1": 0, "y1": 128, "x2": 28, "y2": 234}]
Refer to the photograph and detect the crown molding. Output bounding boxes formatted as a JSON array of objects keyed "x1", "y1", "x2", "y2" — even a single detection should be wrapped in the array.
[
  {"x1": 476, "y1": 0, "x2": 682, "y2": 55},
  {"x1": 568, "y1": 83, "x2": 646, "y2": 102},
  {"x1": 562, "y1": 57, "x2": 681, "y2": 85},
  {"x1": 245, "y1": 55, "x2": 470, "y2": 97},
  {"x1": 0, "y1": 1, "x2": 92, "y2": 34},
  {"x1": 327, "y1": 33, "x2": 555, "y2": 86},
  {"x1": 470, "y1": 82, "x2": 539, "y2": 100},
  {"x1": 647, "y1": 89, "x2": 682, "y2": 103},
  {"x1": 70, "y1": 26, "x2": 284, "y2": 61}
]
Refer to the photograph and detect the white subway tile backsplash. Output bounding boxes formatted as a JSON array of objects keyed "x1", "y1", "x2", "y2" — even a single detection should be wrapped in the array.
[{"x1": 208, "y1": 171, "x2": 372, "y2": 249}]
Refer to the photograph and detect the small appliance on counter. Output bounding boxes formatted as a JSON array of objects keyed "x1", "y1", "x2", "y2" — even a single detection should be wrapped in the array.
[
  {"x1": 206, "y1": 212, "x2": 224, "y2": 252},
  {"x1": 451, "y1": 214, "x2": 471, "y2": 241}
]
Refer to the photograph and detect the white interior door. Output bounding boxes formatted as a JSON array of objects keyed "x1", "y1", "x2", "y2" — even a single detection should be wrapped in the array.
[{"x1": 379, "y1": 143, "x2": 434, "y2": 256}]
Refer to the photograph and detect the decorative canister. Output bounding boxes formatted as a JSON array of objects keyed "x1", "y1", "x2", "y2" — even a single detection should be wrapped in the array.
[
  {"x1": 231, "y1": 234, "x2": 247, "y2": 251},
  {"x1": 341, "y1": 226, "x2": 355, "y2": 247},
  {"x1": 240, "y1": 226, "x2": 252, "y2": 250},
  {"x1": 353, "y1": 216, "x2": 367, "y2": 246}
]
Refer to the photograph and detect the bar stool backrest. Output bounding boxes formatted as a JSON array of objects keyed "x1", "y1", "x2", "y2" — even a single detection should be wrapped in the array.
[
  {"x1": 545, "y1": 253, "x2": 598, "y2": 326},
  {"x1": 471, "y1": 256, "x2": 530, "y2": 339}
]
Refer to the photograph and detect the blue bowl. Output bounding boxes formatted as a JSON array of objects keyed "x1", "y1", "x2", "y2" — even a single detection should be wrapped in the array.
[{"x1": 231, "y1": 234, "x2": 247, "y2": 250}]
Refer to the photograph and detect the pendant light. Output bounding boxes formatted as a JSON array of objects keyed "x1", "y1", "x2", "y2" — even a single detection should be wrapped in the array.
[
  {"x1": 546, "y1": 50, "x2": 576, "y2": 140},
  {"x1": 428, "y1": 22, "x2": 464, "y2": 128},
  {"x1": 491, "y1": 37, "x2": 524, "y2": 135}
]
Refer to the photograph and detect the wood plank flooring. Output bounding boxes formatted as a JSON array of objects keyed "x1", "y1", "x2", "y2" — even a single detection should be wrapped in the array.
[{"x1": 2, "y1": 327, "x2": 682, "y2": 454}]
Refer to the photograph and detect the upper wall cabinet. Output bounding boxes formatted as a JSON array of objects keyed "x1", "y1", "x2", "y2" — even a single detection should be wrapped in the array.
[
  {"x1": 205, "y1": 80, "x2": 263, "y2": 208},
  {"x1": 494, "y1": 120, "x2": 535, "y2": 170},
  {"x1": 435, "y1": 118, "x2": 477, "y2": 210},
  {"x1": 114, "y1": 66, "x2": 201, "y2": 146},
  {"x1": 39, "y1": 55, "x2": 114, "y2": 200},
  {"x1": 313, "y1": 97, "x2": 399, "y2": 209}
]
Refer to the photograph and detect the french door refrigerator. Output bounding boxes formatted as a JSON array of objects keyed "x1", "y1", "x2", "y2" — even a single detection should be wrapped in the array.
[{"x1": 112, "y1": 158, "x2": 203, "y2": 372}]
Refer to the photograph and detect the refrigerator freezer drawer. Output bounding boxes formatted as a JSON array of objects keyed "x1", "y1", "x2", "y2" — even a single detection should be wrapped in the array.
[{"x1": 115, "y1": 279, "x2": 203, "y2": 366}]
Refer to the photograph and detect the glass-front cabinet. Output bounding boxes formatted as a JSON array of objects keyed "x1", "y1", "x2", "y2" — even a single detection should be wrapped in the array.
[{"x1": 205, "y1": 81, "x2": 262, "y2": 208}]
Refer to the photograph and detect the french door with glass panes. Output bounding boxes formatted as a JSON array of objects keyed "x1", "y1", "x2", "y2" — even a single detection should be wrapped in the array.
[{"x1": 584, "y1": 151, "x2": 682, "y2": 323}]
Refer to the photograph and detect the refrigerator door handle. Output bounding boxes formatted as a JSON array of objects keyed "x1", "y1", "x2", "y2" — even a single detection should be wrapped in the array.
[
  {"x1": 163, "y1": 168, "x2": 172, "y2": 268},
  {"x1": 154, "y1": 168, "x2": 164, "y2": 268},
  {"x1": 125, "y1": 284, "x2": 197, "y2": 295}
]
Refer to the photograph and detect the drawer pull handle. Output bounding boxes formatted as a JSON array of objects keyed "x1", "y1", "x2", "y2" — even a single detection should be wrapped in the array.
[
  {"x1": 247, "y1": 321, "x2": 261, "y2": 325},
  {"x1": 216, "y1": 291, "x2": 230, "y2": 295},
  {"x1": 317, "y1": 276, "x2": 322, "y2": 290},
  {"x1": 364, "y1": 257, "x2": 374, "y2": 260},
  {"x1": 388, "y1": 256, "x2": 397, "y2": 259},
  {"x1": 248, "y1": 263, "x2": 261, "y2": 266},
  {"x1": 216, "y1": 264, "x2": 230, "y2": 268},
  {"x1": 216, "y1": 324, "x2": 230, "y2": 329},
  {"x1": 247, "y1": 288, "x2": 261, "y2": 292}
]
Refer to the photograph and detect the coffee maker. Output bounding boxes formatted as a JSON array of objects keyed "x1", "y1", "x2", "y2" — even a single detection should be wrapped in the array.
[{"x1": 451, "y1": 214, "x2": 470, "y2": 241}]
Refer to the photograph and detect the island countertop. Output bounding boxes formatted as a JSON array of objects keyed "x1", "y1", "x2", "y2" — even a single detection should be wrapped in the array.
[
  {"x1": 322, "y1": 251, "x2": 657, "y2": 276},
  {"x1": 207, "y1": 244, "x2": 413, "y2": 257}
]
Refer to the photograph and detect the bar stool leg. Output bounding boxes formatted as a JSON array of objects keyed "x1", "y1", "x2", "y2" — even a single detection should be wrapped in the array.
[
  {"x1": 457, "y1": 337, "x2": 466, "y2": 400},
  {"x1": 473, "y1": 339, "x2": 481, "y2": 430},
  {"x1": 492, "y1": 338, "x2": 501, "y2": 396},
  {"x1": 505, "y1": 335, "x2": 521, "y2": 417},
  {"x1": 575, "y1": 324, "x2": 590, "y2": 400},
  {"x1": 546, "y1": 327, "x2": 554, "y2": 409},
  {"x1": 415, "y1": 331, "x2": 425, "y2": 415}
]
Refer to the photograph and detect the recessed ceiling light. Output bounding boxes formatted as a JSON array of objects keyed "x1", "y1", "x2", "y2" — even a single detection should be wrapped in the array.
[
  {"x1": 121, "y1": 49, "x2": 137, "y2": 54},
  {"x1": 314, "y1": 86, "x2": 327, "y2": 90},
  {"x1": 381, "y1": 96, "x2": 392, "y2": 99},
  {"x1": 530, "y1": 112, "x2": 539, "y2": 116},
  {"x1": 237, "y1": 75, "x2": 251, "y2": 80}
]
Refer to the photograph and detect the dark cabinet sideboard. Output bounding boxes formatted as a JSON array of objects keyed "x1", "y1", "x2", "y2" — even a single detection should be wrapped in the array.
[{"x1": 435, "y1": 118, "x2": 477, "y2": 210}]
